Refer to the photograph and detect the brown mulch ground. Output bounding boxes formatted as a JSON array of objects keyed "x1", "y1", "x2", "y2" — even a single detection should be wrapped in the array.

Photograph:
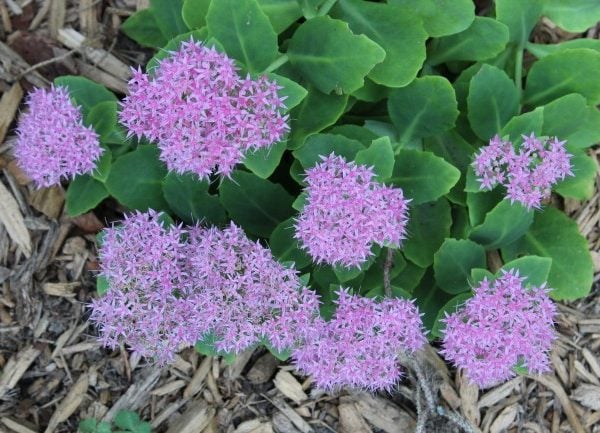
[{"x1": 0, "y1": 1, "x2": 599, "y2": 433}]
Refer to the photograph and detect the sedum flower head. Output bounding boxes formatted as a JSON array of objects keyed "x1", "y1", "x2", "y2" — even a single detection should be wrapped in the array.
[
  {"x1": 294, "y1": 154, "x2": 409, "y2": 268},
  {"x1": 293, "y1": 291, "x2": 426, "y2": 391},
  {"x1": 473, "y1": 134, "x2": 573, "y2": 209},
  {"x1": 15, "y1": 86, "x2": 102, "y2": 188},
  {"x1": 90, "y1": 210, "x2": 199, "y2": 365},
  {"x1": 119, "y1": 40, "x2": 289, "y2": 179},
  {"x1": 440, "y1": 271, "x2": 557, "y2": 388},
  {"x1": 187, "y1": 223, "x2": 320, "y2": 354}
]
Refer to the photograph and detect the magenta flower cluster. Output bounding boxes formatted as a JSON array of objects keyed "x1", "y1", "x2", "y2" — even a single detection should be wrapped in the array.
[
  {"x1": 186, "y1": 223, "x2": 320, "y2": 354},
  {"x1": 473, "y1": 134, "x2": 573, "y2": 209},
  {"x1": 293, "y1": 290, "x2": 426, "y2": 391},
  {"x1": 119, "y1": 40, "x2": 289, "y2": 179},
  {"x1": 441, "y1": 271, "x2": 557, "y2": 388},
  {"x1": 90, "y1": 211, "x2": 319, "y2": 364},
  {"x1": 14, "y1": 86, "x2": 103, "y2": 188},
  {"x1": 295, "y1": 154, "x2": 410, "y2": 268}
]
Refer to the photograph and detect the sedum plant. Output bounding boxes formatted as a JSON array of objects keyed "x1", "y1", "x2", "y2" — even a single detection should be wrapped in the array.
[{"x1": 13, "y1": 0, "x2": 600, "y2": 391}]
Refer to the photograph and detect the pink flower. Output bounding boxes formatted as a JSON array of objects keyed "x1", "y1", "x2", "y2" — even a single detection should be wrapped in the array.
[
  {"x1": 473, "y1": 134, "x2": 573, "y2": 209},
  {"x1": 187, "y1": 223, "x2": 320, "y2": 354},
  {"x1": 119, "y1": 40, "x2": 289, "y2": 179},
  {"x1": 14, "y1": 86, "x2": 102, "y2": 188},
  {"x1": 440, "y1": 271, "x2": 557, "y2": 388},
  {"x1": 90, "y1": 210, "x2": 199, "y2": 365},
  {"x1": 294, "y1": 154, "x2": 409, "y2": 268},
  {"x1": 293, "y1": 290, "x2": 426, "y2": 391}
]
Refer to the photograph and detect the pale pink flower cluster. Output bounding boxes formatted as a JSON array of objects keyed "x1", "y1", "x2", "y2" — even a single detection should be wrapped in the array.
[
  {"x1": 90, "y1": 211, "x2": 318, "y2": 364},
  {"x1": 295, "y1": 154, "x2": 409, "y2": 268},
  {"x1": 119, "y1": 40, "x2": 289, "y2": 179},
  {"x1": 441, "y1": 271, "x2": 557, "y2": 388},
  {"x1": 473, "y1": 134, "x2": 573, "y2": 209},
  {"x1": 293, "y1": 290, "x2": 426, "y2": 391},
  {"x1": 14, "y1": 86, "x2": 103, "y2": 188}
]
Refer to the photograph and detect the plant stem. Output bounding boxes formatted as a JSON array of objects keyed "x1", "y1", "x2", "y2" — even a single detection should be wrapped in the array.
[
  {"x1": 264, "y1": 55, "x2": 289, "y2": 73},
  {"x1": 317, "y1": 0, "x2": 338, "y2": 16},
  {"x1": 383, "y1": 248, "x2": 394, "y2": 297}
]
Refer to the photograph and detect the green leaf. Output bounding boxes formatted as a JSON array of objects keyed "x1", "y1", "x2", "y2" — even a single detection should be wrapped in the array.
[
  {"x1": 500, "y1": 108, "x2": 544, "y2": 141},
  {"x1": 146, "y1": 30, "x2": 210, "y2": 73},
  {"x1": 87, "y1": 101, "x2": 118, "y2": 142},
  {"x1": 91, "y1": 148, "x2": 112, "y2": 183},
  {"x1": 524, "y1": 49, "x2": 600, "y2": 106},
  {"x1": 388, "y1": 76, "x2": 458, "y2": 146},
  {"x1": 78, "y1": 419, "x2": 98, "y2": 433},
  {"x1": 431, "y1": 292, "x2": 472, "y2": 338},
  {"x1": 54, "y1": 76, "x2": 116, "y2": 116},
  {"x1": 105, "y1": 145, "x2": 169, "y2": 211},
  {"x1": 466, "y1": 188, "x2": 504, "y2": 226},
  {"x1": 121, "y1": 9, "x2": 168, "y2": 48},
  {"x1": 182, "y1": 0, "x2": 211, "y2": 29},
  {"x1": 263, "y1": 338, "x2": 292, "y2": 361},
  {"x1": 496, "y1": 0, "x2": 542, "y2": 44},
  {"x1": 66, "y1": 175, "x2": 109, "y2": 217},
  {"x1": 502, "y1": 207, "x2": 593, "y2": 299},
  {"x1": 267, "y1": 73, "x2": 307, "y2": 111},
  {"x1": 412, "y1": 269, "x2": 453, "y2": 331},
  {"x1": 257, "y1": 0, "x2": 302, "y2": 33},
  {"x1": 467, "y1": 64, "x2": 520, "y2": 141},
  {"x1": 332, "y1": 0, "x2": 427, "y2": 88},
  {"x1": 354, "y1": 137, "x2": 395, "y2": 180},
  {"x1": 434, "y1": 238, "x2": 486, "y2": 294},
  {"x1": 288, "y1": 85, "x2": 348, "y2": 149},
  {"x1": 97, "y1": 275, "x2": 109, "y2": 296},
  {"x1": 162, "y1": 172, "x2": 226, "y2": 225},
  {"x1": 470, "y1": 268, "x2": 494, "y2": 285},
  {"x1": 541, "y1": 93, "x2": 589, "y2": 146},
  {"x1": 555, "y1": 152, "x2": 598, "y2": 200},
  {"x1": 287, "y1": 16, "x2": 385, "y2": 94},
  {"x1": 270, "y1": 218, "x2": 311, "y2": 269},
  {"x1": 387, "y1": 0, "x2": 474, "y2": 37},
  {"x1": 390, "y1": 149, "x2": 460, "y2": 205},
  {"x1": 469, "y1": 200, "x2": 533, "y2": 250},
  {"x1": 328, "y1": 125, "x2": 378, "y2": 146},
  {"x1": 195, "y1": 332, "x2": 236, "y2": 362},
  {"x1": 132, "y1": 422, "x2": 151, "y2": 433},
  {"x1": 292, "y1": 133, "x2": 365, "y2": 169},
  {"x1": 500, "y1": 256, "x2": 552, "y2": 287},
  {"x1": 220, "y1": 170, "x2": 294, "y2": 237},
  {"x1": 451, "y1": 205, "x2": 471, "y2": 239},
  {"x1": 391, "y1": 259, "x2": 426, "y2": 293},
  {"x1": 428, "y1": 17, "x2": 509, "y2": 65},
  {"x1": 243, "y1": 141, "x2": 286, "y2": 179},
  {"x1": 403, "y1": 198, "x2": 452, "y2": 268},
  {"x1": 150, "y1": 0, "x2": 188, "y2": 39},
  {"x1": 206, "y1": 0, "x2": 277, "y2": 72},
  {"x1": 527, "y1": 39, "x2": 600, "y2": 58},
  {"x1": 566, "y1": 106, "x2": 600, "y2": 150},
  {"x1": 114, "y1": 411, "x2": 140, "y2": 430},
  {"x1": 542, "y1": 0, "x2": 600, "y2": 32}
]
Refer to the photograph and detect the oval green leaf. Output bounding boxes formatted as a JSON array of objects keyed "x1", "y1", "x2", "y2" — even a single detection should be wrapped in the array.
[
  {"x1": 434, "y1": 238, "x2": 486, "y2": 294},
  {"x1": 469, "y1": 200, "x2": 533, "y2": 250}
]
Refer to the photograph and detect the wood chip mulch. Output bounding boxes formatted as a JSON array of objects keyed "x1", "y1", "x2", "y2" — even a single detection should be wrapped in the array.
[{"x1": 0, "y1": 2, "x2": 599, "y2": 433}]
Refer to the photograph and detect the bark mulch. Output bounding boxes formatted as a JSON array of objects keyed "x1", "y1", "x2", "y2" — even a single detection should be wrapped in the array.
[{"x1": 0, "y1": 1, "x2": 599, "y2": 433}]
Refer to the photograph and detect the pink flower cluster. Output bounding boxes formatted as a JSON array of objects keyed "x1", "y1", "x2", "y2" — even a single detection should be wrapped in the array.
[
  {"x1": 119, "y1": 40, "x2": 289, "y2": 179},
  {"x1": 90, "y1": 211, "x2": 318, "y2": 364},
  {"x1": 295, "y1": 154, "x2": 409, "y2": 268},
  {"x1": 441, "y1": 271, "x2": 557, "y2": 388},
  {"x1": 293, "y1": 290, "x2": 426, "y2": 391},
  {"x1": 473, "y1": 134, "x2": 573, "y2": 209},
  {"x1": 14, "y1": 86, "x2": 103, "y2": 188},
  {"x1": 186, "y1": 223, "x2": 320, "y2": 354}
]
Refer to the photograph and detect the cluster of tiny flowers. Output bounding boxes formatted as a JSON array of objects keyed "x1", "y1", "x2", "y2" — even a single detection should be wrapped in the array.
[
  {"x1": 14, "y1": 86, "x2": 103, "y2": 188},
  {"x1": 89, "y1": 211, "x2": 200, "y2": 365},
  {"x1": 186, "y1": 223, "x2": 320, "y2": 354},
  {"x1": 295, "y1": 154, "x2": 409, "y2": 268},
  {"x1": 473, "y1": 134, "x2": 573, "y2": 209},
  {"x1": 90, "y1": 212, "x2": 318, "y2": 364},
  {"x1": 119, "y1": 40, "x2": 289, "y2": 178},
  {"x1": 293, "y1": 290, "x2": 426, "y2": 391},
  {"x1": 441, "y1": 271, "x2": 557, "y2": 388}
]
